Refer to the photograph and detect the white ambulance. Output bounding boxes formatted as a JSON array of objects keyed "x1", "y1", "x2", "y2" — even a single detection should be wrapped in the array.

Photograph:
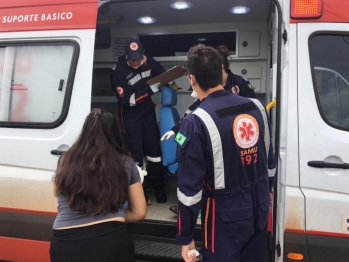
[{"x1": 0, "y1": 0, "x2": 349, "y2": 261}]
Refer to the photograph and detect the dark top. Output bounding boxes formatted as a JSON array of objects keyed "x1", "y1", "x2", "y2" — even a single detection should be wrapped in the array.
[
  {"x1": 225, "y1": 69, "x2": 256, "y2": 98},
  {"x1": 175, "y1": 90, "x2": 276, "y2": 245},
  {"x1": 111, "y1": 54, "x2": 165, "y2": 127}
]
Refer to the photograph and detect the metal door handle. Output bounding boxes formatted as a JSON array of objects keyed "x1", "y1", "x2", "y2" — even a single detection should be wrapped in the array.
[
  {"x1": 58, "y1": 79, "x2": 64, "y2": 91},
  {"x1": 50, "y1": 150, "x2": 65, "y2": 155},
  {"x1": 308, "y1": 161, "x2": 349, "y2": 169}
]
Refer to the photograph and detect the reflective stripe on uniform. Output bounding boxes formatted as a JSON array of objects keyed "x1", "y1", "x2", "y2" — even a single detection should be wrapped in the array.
[
  {"x1": 128, "y1": 74, "x2": 141, "y2": 85},
  {"x1": 141, "y1": 70, "x2": 151, "y2": 78},
  {"x1": 193, "y1": 108, "x2": 225, "y2": 189},
  {"x1": 268, "y1": 167, "x2": 276, "y2": 177},
  {"x1": 130, "y1": 94, "x2": 136, "y2": 106},
  {"x1": 177, "y1": 188, "x2": 202, "y2": 206},
  {"x1": 147, "y1": 156, "x2": 161, "y2": 162}
]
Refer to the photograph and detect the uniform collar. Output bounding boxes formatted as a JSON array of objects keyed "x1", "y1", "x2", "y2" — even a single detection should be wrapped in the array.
[
  {"x1": 201, "y1": 90, "x2": 229, "y2": 103},
  {"x1": 224, "y1": 69, "x2": 233, "y2": 91}
]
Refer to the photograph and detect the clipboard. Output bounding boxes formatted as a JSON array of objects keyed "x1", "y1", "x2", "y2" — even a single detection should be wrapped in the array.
[{"x1": 147, "y1": 65, "x2": 188, "y2": 87}]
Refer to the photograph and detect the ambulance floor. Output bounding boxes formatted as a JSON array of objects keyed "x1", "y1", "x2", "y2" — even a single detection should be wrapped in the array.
[{"x1": 144, "y1": 180, "x2": 201, "y2": 225}]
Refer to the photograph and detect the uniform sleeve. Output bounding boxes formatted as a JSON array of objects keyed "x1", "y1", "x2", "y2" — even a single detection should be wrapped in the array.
[
  {"x1": 236, "y1": 77, "x2": 257, "y2": 98},
  {"x1": 175, "y1": 117, "x2": 206, "y2": 245},
  {"x1": 265, "y1": 109, "x2": 277, "y2": 192},
  {"x1": 146, "y1": 55, "x2": 166, "y2": 77},
  {"x1": 111, "y1": 68, "x2": 154, "y2": 108},
  {"x1": 268, "y1": 143, "x2": 277, "y2": 192}
]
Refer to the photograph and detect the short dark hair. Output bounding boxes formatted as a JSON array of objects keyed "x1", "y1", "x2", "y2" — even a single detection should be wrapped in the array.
[
  {"x1": 187, "y1": 44, "x2": 222, "y2": 91},
  {"x1": 55, "y1": 108, "x2": 129, "y2": 215}
]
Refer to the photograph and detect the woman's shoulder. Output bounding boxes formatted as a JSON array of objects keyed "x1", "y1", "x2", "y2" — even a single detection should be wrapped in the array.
[
  {"x1": 122, "y1": 156, "x2": 137, "y2": 171},
  {"x1": 122, "y1": 156, "x2": 141, "y2": 184}
]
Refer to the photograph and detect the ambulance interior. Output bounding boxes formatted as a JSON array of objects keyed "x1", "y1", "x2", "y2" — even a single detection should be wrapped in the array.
[{"x1": 92, "y1": 0, "x2": 277, "y2": 223}]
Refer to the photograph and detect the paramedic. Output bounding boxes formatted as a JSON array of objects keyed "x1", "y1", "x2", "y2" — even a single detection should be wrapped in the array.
[
  {"x1": 217, "y1": 44, "x2": 256, "y2": 98},
  {"x1": 175, "y1": 44, "x2": 277, "y2": 262},
  {"x1": 111, "y1": 38, "x2": 167, "y2": 203}
]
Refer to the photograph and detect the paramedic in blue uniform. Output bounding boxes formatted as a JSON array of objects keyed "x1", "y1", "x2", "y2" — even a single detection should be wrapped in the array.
[
  {"x1": 111, "y1": 38, "x2": 167, "y2": 203},
  {"x1": 216, "y1": 44, "x2": 256, "y2": 98},
  {"x1": 175, "y1": 44, "x2": 277, "y2": 262}
]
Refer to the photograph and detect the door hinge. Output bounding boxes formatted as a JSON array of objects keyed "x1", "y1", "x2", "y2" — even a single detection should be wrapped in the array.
[
  {"x1": 282, "y1": 29, "x2": 288, "y2": 44},
  {"x1": 276, "y1": 241, "x2": 281, "y2": 257}
]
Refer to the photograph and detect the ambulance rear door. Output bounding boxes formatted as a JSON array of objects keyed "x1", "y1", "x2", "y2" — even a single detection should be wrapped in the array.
[{"x1": 297, "y1": 22, "x2": 349, "y2": 261}]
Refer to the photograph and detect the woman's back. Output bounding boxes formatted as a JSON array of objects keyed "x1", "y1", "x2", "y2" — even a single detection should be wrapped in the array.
[
  {"x1": 50, "y1": 108, "x2": 146, "y2": 262},
  {"x1": 53, "y1": 156, "x2": 140, "y2": 229}
]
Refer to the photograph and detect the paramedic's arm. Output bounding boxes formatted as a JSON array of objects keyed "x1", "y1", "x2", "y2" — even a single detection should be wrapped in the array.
[
  {"x1": 239, "y1": 78, "x2": 256, "y2": 98},
  {"x1": 266, "y1": 111, "x2": 277, "y2": 192},
  {"x1": 268, "y1": 140, "x2": 277, "y2": 192},
  {"x1": 111, "y1": 71, "x2": 155, "y2": 107},
  {"x1": 111, "y1": 56, "x2": 165, "y2": 107},
  {"x1": 176, "y1": 117, "x2": 205, "y2": 246},
  {"x1": 147, "y1": 55, "x2": 166, "y2": 76}
]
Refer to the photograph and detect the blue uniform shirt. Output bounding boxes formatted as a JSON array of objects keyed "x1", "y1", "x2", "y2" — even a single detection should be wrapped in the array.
[
  {"x1": 225, "y1": 69, "x2": 256, "y2": 98},
  {"x1": 175, "y1": 90, "x2": 276, "y2": 246}
]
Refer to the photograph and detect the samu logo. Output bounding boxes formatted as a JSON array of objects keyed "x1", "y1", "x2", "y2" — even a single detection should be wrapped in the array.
[{"x1": 233, "y1": 114, "x2": 259, "y2": 149}]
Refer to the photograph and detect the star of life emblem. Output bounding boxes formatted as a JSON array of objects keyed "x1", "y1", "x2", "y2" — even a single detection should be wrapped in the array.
[
  {"x1": 130, "y1": 42, "x2": 138, "y2": 50},
  {"x1": 233, "y1": 114, "x2": 259, "y2": 148}
]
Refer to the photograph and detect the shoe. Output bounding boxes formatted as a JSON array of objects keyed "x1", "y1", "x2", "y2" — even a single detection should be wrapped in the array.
[
  {"x1": 169, "y1": 205, "x2": 177, "y2": 214},
  {"x1": 155, "y1": 187, "x2": 167, "y2": 203}
]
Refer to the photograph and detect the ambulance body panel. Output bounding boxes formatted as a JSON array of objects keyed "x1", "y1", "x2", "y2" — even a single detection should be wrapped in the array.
[{"x1": 1, "y1": 0, "x2": 349, "y2": 261}]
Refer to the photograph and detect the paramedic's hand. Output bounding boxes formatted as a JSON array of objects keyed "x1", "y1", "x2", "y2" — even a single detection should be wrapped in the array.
[
  {"x1": 181, "y1": 240, "x2": 198, "y2": 262},
  {"x1": 150, "y1": 82, "x2": 161, "y2": 93},
  {"x1": 161, "y1": 131, "x2": 175, "y2": 141}
]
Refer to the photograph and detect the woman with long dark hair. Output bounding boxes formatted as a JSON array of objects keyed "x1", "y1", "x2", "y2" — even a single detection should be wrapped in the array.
[{"x1": 50, "y1": 108, "x2": 146, "y2": 262}]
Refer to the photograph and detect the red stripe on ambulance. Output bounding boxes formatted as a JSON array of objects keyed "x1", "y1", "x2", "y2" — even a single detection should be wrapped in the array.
[{"x1": 0, "y1": 0, "x2": 98, "y2": 32}]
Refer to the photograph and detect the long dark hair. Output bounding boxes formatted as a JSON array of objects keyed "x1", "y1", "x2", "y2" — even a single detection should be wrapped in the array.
[{"x1": 55, "y1": 108, "x2": 129, "y2": 215}]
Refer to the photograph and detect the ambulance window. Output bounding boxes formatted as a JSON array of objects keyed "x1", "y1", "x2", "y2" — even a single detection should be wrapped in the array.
[
  {"x1": 0, "y1": 42, "x2": 77, "y2": 128},
  {"x1": 311, "y1": 34, "x2": 349, "y2": 131}
]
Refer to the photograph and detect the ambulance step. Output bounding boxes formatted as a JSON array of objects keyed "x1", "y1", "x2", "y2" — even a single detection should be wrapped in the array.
[
  {"x1": 130, "y1": 220, "x2": 202, "y2": 261},
  {"x1": 134, "y1": 239, "x2": 183, "y2": 261}
]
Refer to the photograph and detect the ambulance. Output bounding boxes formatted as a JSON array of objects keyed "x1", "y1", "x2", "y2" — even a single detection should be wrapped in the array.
[{"x1": 1, "y1": 0, "x2": 349, "y2": 261}]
